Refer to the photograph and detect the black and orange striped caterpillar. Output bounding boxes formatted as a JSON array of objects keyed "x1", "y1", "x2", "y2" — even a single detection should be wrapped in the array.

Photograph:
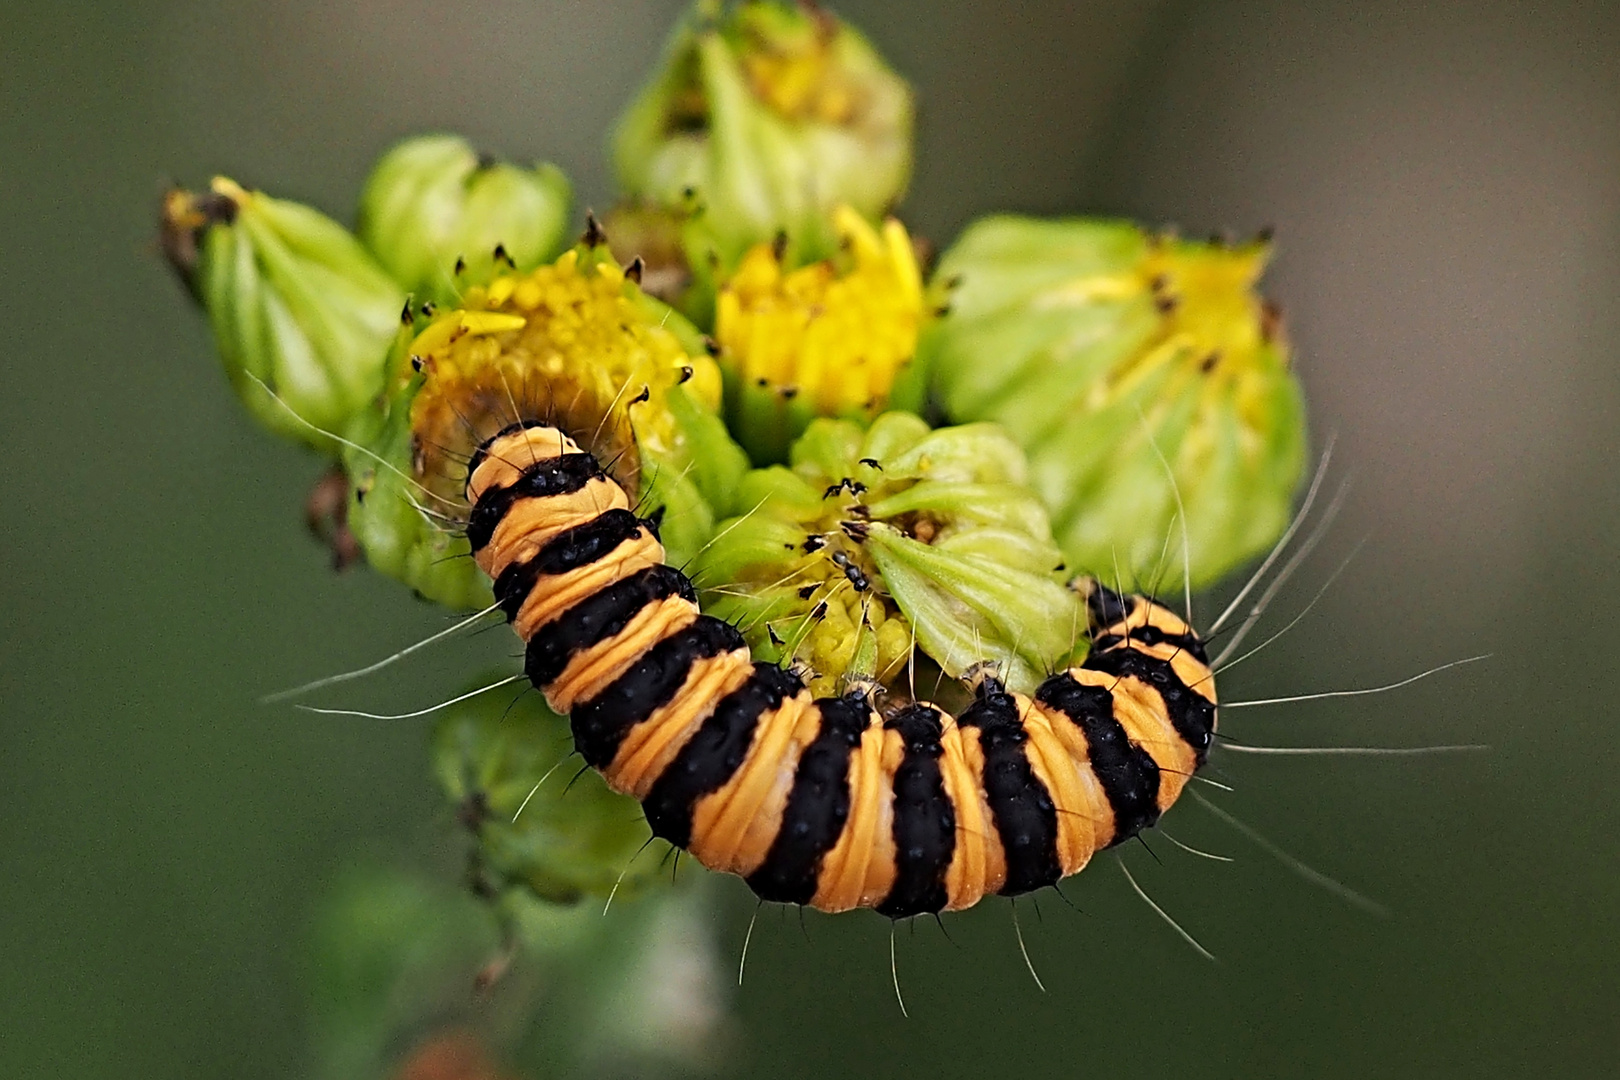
[{"x1": 466, "y1": 419, "x2": 1219, "y2": 917}]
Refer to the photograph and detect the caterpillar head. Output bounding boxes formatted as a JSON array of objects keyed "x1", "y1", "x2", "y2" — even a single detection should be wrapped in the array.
[
  {"x1": 1071, "y1": 576, "x2": 1133, "y2": 635},
  {"x1": 342, "y1": 235, "x2": 747, "y2": 608},
  {"x1": 401, "y1": 237, "x2": 722, "y2": 516}
]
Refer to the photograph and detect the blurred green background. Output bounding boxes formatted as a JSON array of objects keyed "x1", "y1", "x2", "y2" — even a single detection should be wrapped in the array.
[{"x1": 3, "y1": 0, "x2": 1617, "y2": 1076}]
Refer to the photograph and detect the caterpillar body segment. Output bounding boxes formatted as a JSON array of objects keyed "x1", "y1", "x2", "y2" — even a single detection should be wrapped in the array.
[{"x1": 468, "y1": 423, "x2": 1218, "y2": 917}]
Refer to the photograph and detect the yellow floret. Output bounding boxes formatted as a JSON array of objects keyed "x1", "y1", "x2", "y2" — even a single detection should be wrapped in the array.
[
  {"x1": 715, "y1": 206, "x2": 924, "y2": 417},
  {"x1": 1042, "y1": 236, "x2": 1279, "y2": 414},
  {"x1": 403, "y1": 248, "x2": 721, "y2": 508}
]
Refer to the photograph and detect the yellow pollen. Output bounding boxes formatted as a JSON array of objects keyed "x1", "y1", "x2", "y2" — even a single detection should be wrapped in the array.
[{"x1": 714, "y1": 206, "x2": 924, "y2": 417}]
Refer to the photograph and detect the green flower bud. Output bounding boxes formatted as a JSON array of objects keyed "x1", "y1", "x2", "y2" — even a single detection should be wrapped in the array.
[
  {"x1": 357, "y1": 134, "x2": 572, "y2": 306},
  {"x1": 344, "y1": 240, "x2": 748, "y2": 608},
  {"x1": 613, "y1": 0, "x2": 913, "y2": 273},
  {"x1": 922, "y1": 216, "x2": 1307, "y2": 591},
  {"x1": 432, "y1": 677, "x2": 662, "y2": 904},
  {"x1": 161, "y1": 178, "x2": 405, "y2": 454},
  {"x1": 694, "y1": 411, "x2": 1085, "y2": 699}
]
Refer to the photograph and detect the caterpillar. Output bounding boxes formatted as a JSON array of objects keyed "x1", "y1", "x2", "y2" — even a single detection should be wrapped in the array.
[{"x1": 468, "y1": 420, "x2": 1217, "y2": 917}]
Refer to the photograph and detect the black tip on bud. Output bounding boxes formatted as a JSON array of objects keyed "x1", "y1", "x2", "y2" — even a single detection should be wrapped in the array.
[
  {"x1": 1260, "y1": 298, "x2": 1283, "y2": 344},
  {"x1": 581, "y1": 212, "x2": 608, "y2": 248}
]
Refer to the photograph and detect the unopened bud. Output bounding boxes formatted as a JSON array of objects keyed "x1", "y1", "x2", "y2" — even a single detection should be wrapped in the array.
[
  {"x1": 433, "y1": 680, "x2": 663, "y2": 904},
  {"x1": 161, "y1": 177, "x2": 404, "y2": 453},
  {"x1": 613, "y1": 0, "x2": 913, "y2": 273},
  {"x1": 923, "y1": 216, "x2": 1307, "y2": 590},
  {"x1": 357, "y1": 134, "x2": 572, "y2": 306},
  {"x1": 694, "y1": 411, "x2": 1084, "y2": 698}
]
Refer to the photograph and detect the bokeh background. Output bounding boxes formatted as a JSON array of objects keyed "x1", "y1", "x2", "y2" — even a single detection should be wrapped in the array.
[{"x1": 3, "y1": 0, "x2": 1617, "y2": 1076}]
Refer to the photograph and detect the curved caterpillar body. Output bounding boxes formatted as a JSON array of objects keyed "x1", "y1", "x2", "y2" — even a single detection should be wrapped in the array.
[{"x1": 468, "y1": 423, "x2": 1218, "y2": 917}]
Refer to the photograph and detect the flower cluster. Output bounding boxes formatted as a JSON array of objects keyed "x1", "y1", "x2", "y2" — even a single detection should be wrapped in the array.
[{"x1": 160, "y1": 0, "x2": 1304, "y2": 953}]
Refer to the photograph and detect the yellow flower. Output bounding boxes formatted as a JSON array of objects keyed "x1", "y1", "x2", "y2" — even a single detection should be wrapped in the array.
[
  {"x1": 714, "y1": 206, "x2": 926, "y2": 460},
  {"x1": 1037, "y1": 233, "x2": 1277, "y2": 408},
  {"x1": 342, "y1": 243, "x2": 747, "y2": 609},
  {"x1": 405, "y1": 247, "x2": 722, "y2": 510},
  {"x1": 927, "y1": 218, "x2": 1305, "y2": 591}
]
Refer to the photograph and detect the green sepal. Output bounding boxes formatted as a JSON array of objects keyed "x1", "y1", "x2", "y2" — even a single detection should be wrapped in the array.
[
  {"x1": 726, "y1": 364, "x2": 832, "y2": 465},
  {"x1": 341, "y1": 378, "x2": 492, "y2": 611},
  {"x1": 357, "y1": 133, "x2": 571, "y2": 306},
  {"x1": 689, "y1": 492, "x2": 808, "y2": 588},
  {"x1": 866, "y1": 523, "x2": 1084, "y2": 692},
  {"x1": 663, "y1": 380, "x2": 753, "y2": 521}
]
